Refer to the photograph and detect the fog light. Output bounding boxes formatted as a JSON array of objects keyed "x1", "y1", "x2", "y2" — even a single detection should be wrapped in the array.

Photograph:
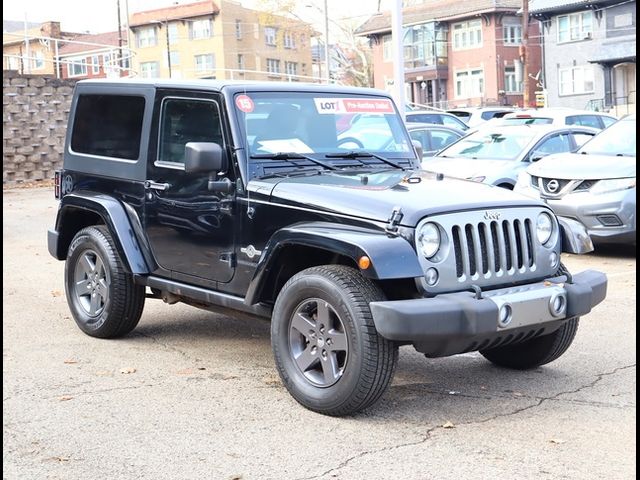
[
  {"x1": 550, "y1": 251, "x2": 559, "y2": 268},
  {"x1": 425, "y1": 268, "x2": 439, "y2": 286},
  {"x1": 498, "y1": 304, "x2": 513, "y2": 327},
  {"x1": 549, "y1": 294, "x2": 566, "y2": 317}
]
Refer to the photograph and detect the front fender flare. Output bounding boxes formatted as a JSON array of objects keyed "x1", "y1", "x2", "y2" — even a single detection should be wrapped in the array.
[
  {"x1": 245, "y1": 222, "x2": 423, "y2": 305},
  {"x1": 558, "y1": 216, "x2": 594, "y2": 254},
  {"x1": 54, "y1": 192, "x2": 153, "y2": 274}
]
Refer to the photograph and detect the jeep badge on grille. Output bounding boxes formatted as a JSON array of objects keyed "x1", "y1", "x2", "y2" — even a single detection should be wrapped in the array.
[{"x1": 483, "y1": 210, "x2": 501, "y2": 221}]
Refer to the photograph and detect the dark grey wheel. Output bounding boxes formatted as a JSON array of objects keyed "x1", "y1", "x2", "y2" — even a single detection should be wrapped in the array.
[
  {"x1": 288, "y1": 298, "x2": 349, "y2": 388},
  {"x1": 272, "y1": 265, "x2": 398, "y2": 416},
  {"x1": 65, "y1": 226, "x2": 145, "y2": 338}
]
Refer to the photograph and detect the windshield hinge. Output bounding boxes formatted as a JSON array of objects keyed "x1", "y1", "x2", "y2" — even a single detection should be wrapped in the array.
[{"x1": 385, "y1": 206, "x2": 403, "y2": 236}]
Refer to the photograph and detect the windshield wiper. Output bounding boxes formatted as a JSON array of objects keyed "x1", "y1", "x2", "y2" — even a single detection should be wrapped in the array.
[
  {"x1": 250, "y1": 152, "x2": 336, "y2": 170},
  {"x1": 324, "y1": 151, "x2": 405, "y2": 170}
]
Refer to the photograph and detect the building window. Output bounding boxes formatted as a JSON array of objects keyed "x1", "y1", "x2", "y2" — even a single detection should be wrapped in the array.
[
  {"x1": 32, "y1": 51, "x2": 45, "y2": 70},
  {"x1": 169, "y1": 51, "x2": 180, "y2": 66},
  {"x1": 190, "y1": 19, "x2": 212, "y2": 40},
  {"x1": 557, "y1": 11, "x2": 593, "y2": 43},
  {"x1": 559, "y1": 66, "x2": 594, "y2": 95},
  {"x1": 235, "y1": 19, "x2": 242, "y2": 39},
  {"x1": 284, "y1": 31, "x2": 295, "y2": 48},
  {"x1": 237, "y1": 54, "x2": 245, "y2": 70},
  {"x1": 67, "y1": 57, "x2": 87, "y2": 77},
  {"x1": 168, "y1": 23, "x2": 179, "y2": 44},
  {"x1": 382, "y1": 34, "x2": 392, "y2": 61},
  {"x1": 136, "y1": 27, "x2": 157, "y2": 48},
  {"x1": 194, "y1": 54, "x2": 215, "y2": 72},
  {"x1": 266, "y1": 58, "x2": 280, "y2": 74},
  {"x1": 7, "y1": 56, "x2": 20, "y2": 70},
  {"x1": 503, "y1": 24, "x2": 522, "y2": 45},
  {"x1": 265, "y1": 27, "x2": 277, "y2": 46},
  {"x1": 504, "y1": 66, "x2": 521, "y2": 92},
  {"x1": 140, "y1": 61, "x2": 159, "y2": 78},
  {"x1": 91, "y1": 55, "x2": 100, "y2": 74},
  {"x1": 285, "y1": 61, "x2": 297, "y2": 76},
  {"x1": 452, "y1": 20, "x2": 482, "y2": 50},
  {"x1": 455, "y1": 68, "x2": 484, "y2": 98}
]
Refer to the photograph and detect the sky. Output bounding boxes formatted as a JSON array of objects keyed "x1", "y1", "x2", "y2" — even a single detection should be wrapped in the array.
[{"x1": 2, "y1": 0, "x2": 384, "y2": 36}]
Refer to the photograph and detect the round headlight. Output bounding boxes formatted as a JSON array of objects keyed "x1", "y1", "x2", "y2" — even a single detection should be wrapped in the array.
[
  {"x1": 418, "y1": 222, "x2": 441, "y2": 258},
  {"x1": 536, "y1": 212, "x2": 554, "y2": 245}
]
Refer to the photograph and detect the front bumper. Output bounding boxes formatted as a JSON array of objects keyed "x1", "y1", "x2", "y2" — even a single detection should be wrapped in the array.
[{"x1": 370, "y1": 270, "x2": 607, "y2": 357}]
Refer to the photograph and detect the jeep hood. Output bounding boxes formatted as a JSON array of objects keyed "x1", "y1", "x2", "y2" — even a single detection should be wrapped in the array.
[
  {"x1": 526, "y1": 153, "x2": 636, "y2": 180},
  {"x1": 421, "y1": 158, "x2": 518, "y2": 180},
  {"x1": 250, "y1": 170, "x2": 543, "y2": 227}
]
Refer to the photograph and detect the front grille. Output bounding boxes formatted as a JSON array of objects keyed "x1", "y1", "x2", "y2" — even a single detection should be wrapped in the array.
[
  {"x1": 541, "y1": 177, "x2": 571, "y2": 195},
  {"x1": 451, "y1": 219, "x2": 535, "y2": 279},
  {"x1": 575, "y1": 179, "x2": 598, "y2": 191}
]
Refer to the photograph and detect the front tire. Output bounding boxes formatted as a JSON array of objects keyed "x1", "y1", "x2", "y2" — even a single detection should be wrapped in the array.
[
  {"x1": 271, "y1": 265, "x2": 398, "y2": 416},
  {"x1": 65, "y1": 226, "x2": 145, "y2": 338}
]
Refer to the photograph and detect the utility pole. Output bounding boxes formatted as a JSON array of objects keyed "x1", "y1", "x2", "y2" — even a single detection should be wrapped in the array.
[
  {"x1": 323, "y1": 0, "x2": 330, "y2": 83},
  {"x1": 391, "y1": 0, "x2": 405, "y2": 112},
  {"x1": 117, "y1": 0, "x2": 123, "y2": 71},
  {"x1": 521, "y1": 0, "x2": 529, "y2": 107},
  {"x1": 164, "y1": 20, "x2": 172, "y2": 78}
]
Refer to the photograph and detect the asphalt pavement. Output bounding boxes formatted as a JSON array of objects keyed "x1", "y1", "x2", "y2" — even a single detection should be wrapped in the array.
[{"x1": 3, "y1": 186, "x2": 636, "y2": 480}]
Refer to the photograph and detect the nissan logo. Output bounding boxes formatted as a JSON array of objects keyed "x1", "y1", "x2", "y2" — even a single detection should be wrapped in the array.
[
  {"x1": 547, "y1": 179, "x2": 560, "y2": 193},
  {"x1": 484, "y1": 210, "x2": 501, "y2": 220}
]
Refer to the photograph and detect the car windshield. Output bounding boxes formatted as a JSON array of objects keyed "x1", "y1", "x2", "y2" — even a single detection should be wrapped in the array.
[
  {"x1": 502, "y1": 117, "x2": 553, "y2": 125},
  {"x1": 437, "y1": 129, "x2": 536, "y2": 160},
  {"x1": 578, "y1": 118, "x2": 636, "y2": 156},
  {"x1": 234, "y1": 92, "x2": 413, "y2": 158}
]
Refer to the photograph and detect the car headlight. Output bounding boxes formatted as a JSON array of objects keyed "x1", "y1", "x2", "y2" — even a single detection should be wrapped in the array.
[
  {"x1": 589, "y1": 178, "x2": 635, "y2": 195},
  {"x1": 417, "y1": 222, "x2": 441, "y2": 258},
  {"x1": 536, "y1": 212, "x2": 554, "y2": 245}
]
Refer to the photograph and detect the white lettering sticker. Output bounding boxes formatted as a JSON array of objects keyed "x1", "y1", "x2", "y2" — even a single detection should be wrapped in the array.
[{"x1": 314, "y1": 98, "x2": 395, "y2": 114}]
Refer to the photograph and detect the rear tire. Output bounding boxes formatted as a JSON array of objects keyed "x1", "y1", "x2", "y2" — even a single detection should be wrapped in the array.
[
  {"x1": 65, "y1": 226, "x2": 145, "y2": 338},
  {"x1": 271, "y1": 265, "x2": 398, "y2": 416}
]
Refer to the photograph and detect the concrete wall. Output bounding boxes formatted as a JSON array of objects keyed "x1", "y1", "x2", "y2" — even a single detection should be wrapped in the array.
[{"x1": 3, "y1": 72, "x2": 76, "y2": 184}]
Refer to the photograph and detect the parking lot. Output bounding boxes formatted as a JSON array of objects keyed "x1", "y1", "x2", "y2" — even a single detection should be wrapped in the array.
[{"x1": 3, "y1": 186, "x2": 635, "y2": 480}]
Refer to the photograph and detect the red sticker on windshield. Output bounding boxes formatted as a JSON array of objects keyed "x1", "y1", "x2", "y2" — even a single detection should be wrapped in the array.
[
  {"x1": 235, "y1": 94, "x2": 254, "y2": 113},
  {"x1": 314, "y1": 98, "x2": 394, "y2": 114}
]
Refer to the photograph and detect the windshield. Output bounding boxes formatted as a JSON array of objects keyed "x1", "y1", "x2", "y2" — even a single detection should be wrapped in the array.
[
  {"x1": 579, "y1": 118, "x2": 636, "y2": 156},
  {"x1": 502, "y1": 117, "x2": 553, "y2": 125},
  {"x1": 234, "y1": 92, "x2": 413, "y2": 158},
  {"x1": 438, "y1": 129, "x2": 536, "y2": 160}
]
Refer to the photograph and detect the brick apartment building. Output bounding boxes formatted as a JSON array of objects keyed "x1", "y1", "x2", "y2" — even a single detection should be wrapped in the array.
[
  {"x1": 129, "y1": 0, "x2": 315, "y2": 81},
  {"x1": 356, "y1": 0, "x2": 542, "y2": 108},
  {"x1": 58, "y1": 31, "x2": 129, "y2": 80}
]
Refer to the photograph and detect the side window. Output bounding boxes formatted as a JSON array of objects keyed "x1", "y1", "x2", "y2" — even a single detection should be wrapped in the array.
[
  {"x1": 158, "y1": 98, "x2": 223, "y2": 165},
  {"x1": 441, "y1": 115, "x2": 466, "y2": 130},
  {"x1": 601, "y1": 116, "x2": 616, "y2": 127},
  {"x1": 409, "y1": 129, "x2": 430, "y2": 154},
  {"x1": 533, "y1": 133, "x2": 572, "y2": 157},
  {"x1": 572, "y1": 132, "x2": 595, "y2": 148},
  {"x1": 481, "y1": 110, "x2": 499, "y2": 120},
  {"x1": 409, "y1": 114, "x2": 439, "y2": 124},
  {"x1": 430, "y1": 129, "x2": 460, "y2": 151},
  {"x1": 567, "y1": 115, "x2": 601, "y2": 129},
  {"x1": 71, "y1": 94, "x2": 145, "y2": 160}
]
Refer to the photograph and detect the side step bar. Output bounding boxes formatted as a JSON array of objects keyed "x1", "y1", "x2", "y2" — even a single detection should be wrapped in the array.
[{"x1": 141, "y1": 276, "x2": 272, "y2": 318}]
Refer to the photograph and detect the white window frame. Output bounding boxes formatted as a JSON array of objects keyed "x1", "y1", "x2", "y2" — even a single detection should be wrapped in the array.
[
  {"x1": 559, "y1": 65, "x2": 595, "y2": 95},
  {"x1": 32, "y1": 51, "x2": 45, "y2": 70},
  {"x1": 194, "y1": 54, "x2": 215, "y2": 72},
  {"x1": 190, "y1": 19, "x2": 212, "y2": 40},
  {"x1": 91, "y1": 55, "x2": 100, "y2": 74},
  {"x1": 455, "y1": 68, "x2": 484, "y2": 99},
  {"x1": 285, "y1": 61, "x2": 297, "y2": 75},
  {"x1": 284, "y1": 31, "x2": 295, "y2": 49},
  {"x1": 235, "y1": 19, "x2": 242, "y2": 39},
  {"x1": 382, "y1": 34, "x2": 392, "y2": 62},
  {"x1": 140, "y1": 61, "x2": 159, "y2": 78},
  {"x1": 557, "y1": 11, "x2": 593, "y2": 43},
  {"x1": 503, "y1": 24, "x2": 522, "y2": 45},
  {"x1": 265, "y1": 27, "x2": 277, "y2": 46},
  {"x1": 136, "y1": 27, "x2": 157, "y2": 48},
  {"x1": 168, "y1": 50, "x2": 180, "y2": 66},
  {"x1": 237, "y1": 53, "x2": 245, "y2": 70},
  {"x1": 266, "y1": 58, "x2": 280, "y2": 74},
  {"x1": 452, "y1": 20, "x2": 482, "y2": 51},
  {"x1": 67, "y1": 57, "x2": 87, "y2": 77},
  {"x1": 504, "y1": 66, "x2": 521, "y2": 93},
  {"x1": 168, "y1": 23, "x2": 179, "y2": 45}
]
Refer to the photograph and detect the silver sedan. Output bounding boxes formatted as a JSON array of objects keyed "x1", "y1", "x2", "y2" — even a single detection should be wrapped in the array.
[{"x1": 515, "y1": 115, "x2": 636, "y2": 245}]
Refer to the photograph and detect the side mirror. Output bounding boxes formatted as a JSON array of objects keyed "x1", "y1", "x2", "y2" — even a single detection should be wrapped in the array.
[
  {"x1": 530, "y1": 151, "x2": 546, "y2": 162},
  {"x1": 412, "y1": 139, "x2": 423, "y2": 160},
  {"x1": 184, "y1": 142, "x2": 226, "y2": 173}
]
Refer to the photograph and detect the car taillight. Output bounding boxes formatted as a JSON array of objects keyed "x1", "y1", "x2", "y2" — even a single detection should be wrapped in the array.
[{"x1": 54, "y1": 170, "x2": 61, "y2": 199}]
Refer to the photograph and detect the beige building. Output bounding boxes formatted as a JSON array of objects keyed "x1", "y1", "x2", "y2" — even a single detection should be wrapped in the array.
[
  {"x1": 129, "y1": 0, "x2": 316, "y2": 81},
  {"x1": 3, "y1": 21, "x2": 76, "y2": 76}
]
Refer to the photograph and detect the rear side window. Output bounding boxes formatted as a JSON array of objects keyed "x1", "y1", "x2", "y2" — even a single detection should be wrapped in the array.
[
  {"x1": 408, "y1": 113, "x2": 441, "y2": 124},
  {"x1": 71, "y1": 94, "x2": 145, "y2": 160},
  {"x1": 566, "y1": 115, "x2": 601, "y2": 129}
]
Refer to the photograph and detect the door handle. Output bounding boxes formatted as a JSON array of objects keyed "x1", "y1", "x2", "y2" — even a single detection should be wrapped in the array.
[{"x1": 144, "y1": 180, "x2": 171, "y2": 191}]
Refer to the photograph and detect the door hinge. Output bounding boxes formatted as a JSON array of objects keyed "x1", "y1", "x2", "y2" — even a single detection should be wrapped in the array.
[
  {"x1": 385, "y1": 206, "x2": 403, "y2": 236},
  {"x1": 219, "y1": 252, "x2": 236, "y2": 268}
]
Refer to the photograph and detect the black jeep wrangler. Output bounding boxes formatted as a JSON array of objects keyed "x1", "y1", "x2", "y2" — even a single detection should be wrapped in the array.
[{"x1": 48, "y1": 80, "x2": 607, "y2": 416}]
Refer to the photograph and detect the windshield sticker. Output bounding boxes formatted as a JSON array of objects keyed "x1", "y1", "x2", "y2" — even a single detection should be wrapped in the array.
[
  {"x1": 314, "y1": 98, "x2": 394, "y2": 114},
  {"x1": 235, "y1": 94, "x2": 254, "y2": 113}
]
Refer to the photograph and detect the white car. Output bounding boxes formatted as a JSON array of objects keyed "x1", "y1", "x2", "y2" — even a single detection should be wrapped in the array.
[
  {"x1": 497, "y1": 108, "x2": 617, "y2": 130},
  {"x1": 446, "y1": 107, "x2": 515, "y2": 127}
]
